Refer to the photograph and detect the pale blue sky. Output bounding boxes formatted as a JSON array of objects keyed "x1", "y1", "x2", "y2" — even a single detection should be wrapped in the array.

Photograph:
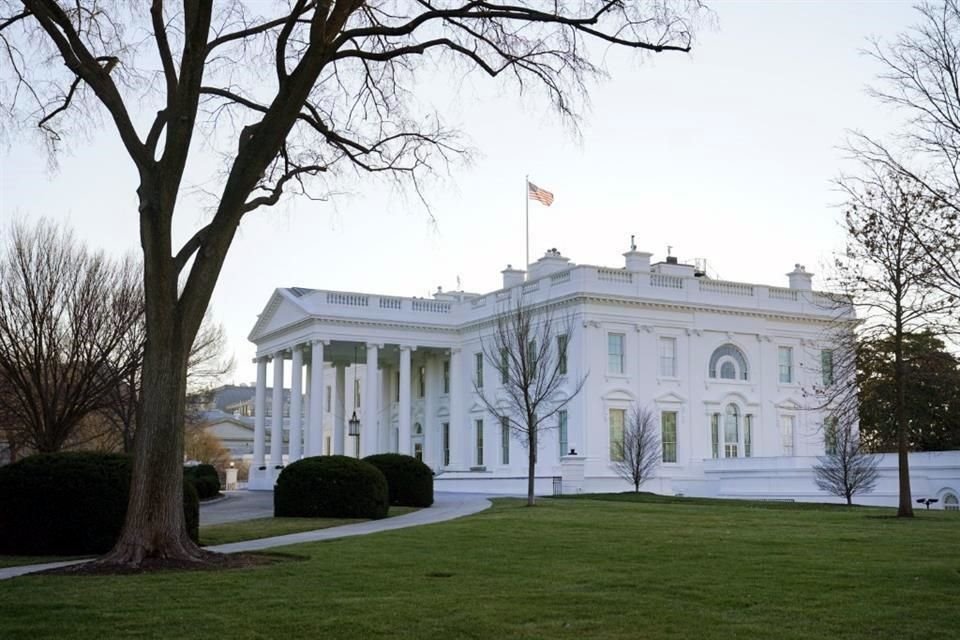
[{"x1": 0, "y1": 1, "x2": 918, "y2": 383}]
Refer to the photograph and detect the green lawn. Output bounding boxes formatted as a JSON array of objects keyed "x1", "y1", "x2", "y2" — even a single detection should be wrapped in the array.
[
  {"x1": 1, "y1": 496, "x2": 958, "y2": 639},
  {"x1": 200, "y1": 506, "x2": 419, "y2": 545}
]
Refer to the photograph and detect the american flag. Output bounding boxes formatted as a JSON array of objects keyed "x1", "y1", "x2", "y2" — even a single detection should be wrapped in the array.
[{"x1": 527, "y1": 181, "x2": 554, "y2": 206}]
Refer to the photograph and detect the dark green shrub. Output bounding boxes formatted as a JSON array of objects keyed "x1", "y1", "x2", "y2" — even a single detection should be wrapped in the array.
[
  {"x1": 183, "y1": 463, "x2": 221, "y2": 498},
  {"x1": 363, "y1": 453, "x2": 434, "y2": 507},
  {"x1": 274, "y1": 455, "x2": 388, "y2": 519},
  {"x1": 0, "y1": 452, "x2": 199, "y2": 555},
  {"x1": 182, "y1": 479, "x2": 200, "y2": 543}
]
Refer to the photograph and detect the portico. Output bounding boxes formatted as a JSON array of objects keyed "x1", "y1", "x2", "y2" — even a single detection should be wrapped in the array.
[{"x1": 247, "y1": 336, "x2": 462, "y2": 490}]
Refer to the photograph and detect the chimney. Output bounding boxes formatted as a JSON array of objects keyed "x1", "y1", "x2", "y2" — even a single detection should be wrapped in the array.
[
  {"x1": 623, "y1": 249, "x2": 652, "y2": 272},
  {"x1": 787, "y1": 264, "x2": 813, "y2": 290},
  {"x1": 501, "y1": 264, "x2": 525, "y2": 289}
]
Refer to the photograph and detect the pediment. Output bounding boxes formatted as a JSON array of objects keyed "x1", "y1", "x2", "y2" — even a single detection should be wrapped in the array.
[
  {"x1": 775, "y1": 397, "x2": 803, "y2": 411},
  {"x1": 655, "y1": 391, "x2": 686, "y2": 404},
  {"x1": 248, "y1": 289, "x2": 311, "y2": 342}
]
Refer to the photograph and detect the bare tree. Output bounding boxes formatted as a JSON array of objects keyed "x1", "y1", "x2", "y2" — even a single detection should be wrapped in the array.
[
  {"x1": 474, "y1": 297, "x2": 586, "y2": 506},
  {"x1": 848, "y1": 1, "x2": 960, "y2": 312},
  {"x1": 832, "y1": 168, "x2": 955, "y2": 518},
  {"x1": 612, "y1": 405, "x2": 660, "y2": 493},
  {"x1": 813, "y1": 415, "x2": 880, "y2": 506},
  {"x1": 0, "y1": 219, "x2": 143, "y2": 454},
  {"x1": 0, "y1": 0, "x2": 702, "y2": 565}
]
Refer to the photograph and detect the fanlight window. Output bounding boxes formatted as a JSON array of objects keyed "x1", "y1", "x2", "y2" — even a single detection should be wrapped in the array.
[
  {"x1": 945, "y1": 493, "x2": 959, "y2": 511},
  {"x1": 709, "y1": 344, "x2": 749, "y2": 380}
]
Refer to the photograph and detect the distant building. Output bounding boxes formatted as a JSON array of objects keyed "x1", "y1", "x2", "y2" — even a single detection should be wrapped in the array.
[{"x1": 244, "y1": 244, "x2": 960, "y2": 508}]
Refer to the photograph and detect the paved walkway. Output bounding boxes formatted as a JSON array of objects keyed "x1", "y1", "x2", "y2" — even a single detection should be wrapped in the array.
[{"x1": 0, "y1": 492, "x2": 491, "y2": 581}]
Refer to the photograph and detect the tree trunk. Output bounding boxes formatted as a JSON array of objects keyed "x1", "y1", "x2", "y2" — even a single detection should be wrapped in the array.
[
  {"x1": 894, "y1": 315, "x2": 914, "y2": 517},
  {"x1": 527, "y1": 426, "x2": 536, "y2": 507},
  {"x1": 101, "y1": 319, "x2": 202, "y2": 565}
]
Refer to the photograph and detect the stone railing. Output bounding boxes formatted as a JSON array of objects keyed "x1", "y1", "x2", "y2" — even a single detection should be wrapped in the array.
[
  {"x1": 327, "y1": 292, "x2": 368, "y2": 306},
  {"x1": 650, "y1": 274, "x2": 684, "y2": 289},
  {"x1": 412, "y1": 299, "x2": 451, "y2": 313},
  {"x1": 597, "y1": 268, "x2": 633, "y2": 283},
  {"x1": 379, "y1": 296, "x2": 403, "y2": 310},
  {"x1": 768, "y1": 287, "x2": 798, "y2": 301},
  {"x1": 699, "y1": 280, "x2": 754, "y2": 297}
]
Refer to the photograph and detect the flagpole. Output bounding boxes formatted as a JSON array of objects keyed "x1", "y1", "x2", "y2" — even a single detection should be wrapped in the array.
[{"x1": 525, "y1": 174, "x2": 529, "y2": 277}]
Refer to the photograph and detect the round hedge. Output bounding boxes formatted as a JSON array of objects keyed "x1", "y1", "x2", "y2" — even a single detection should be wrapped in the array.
[
  {"x1": 184, "y1": 463, "x2": 221, "y2": 499},
  {"x1": 0, "y1": 452, "x2": 200, "y2": 555},
  {"x1": 363, "y1": 453, "x2": 434, "y2": 507},
  {"x1": 274, "y1": 455, "x2": 388, "y2": 519}
]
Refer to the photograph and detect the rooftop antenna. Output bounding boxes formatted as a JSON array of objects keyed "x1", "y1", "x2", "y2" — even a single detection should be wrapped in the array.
[
  {"x1": 456, "y1": 275, "x2": 461, "y2": 290},
  {"x1": 667, "y1": 245, "x2": 673, "y2": 257},
  {"x1": 630, "y1": 234, "x2": 636, "y2": 251}
]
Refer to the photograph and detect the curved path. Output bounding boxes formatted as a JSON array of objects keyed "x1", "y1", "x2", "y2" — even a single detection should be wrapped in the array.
[{"x1": 0, "y1": 492, "x2": 491, "y2": 580}]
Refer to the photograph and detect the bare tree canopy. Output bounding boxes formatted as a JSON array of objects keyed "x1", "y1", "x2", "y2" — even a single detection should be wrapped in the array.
[
  {"x1": 0, "y1": 219, "x2": 143, "y2": 453},
  {"x1": 612, "y1": 405, "x2": 660, "y2": 493},
  {"x1": 0, "y1": 0, "x2": 702, "y2": 565},
  {"x1": 848, "y1": 0, "x2": 960, "y2": 303},
  {"x1": 474, "y1": 296, "x2": 586, "y2": 506},
  {"x1": 813, "y1": 416, "x2": 880, "y2": 506}
]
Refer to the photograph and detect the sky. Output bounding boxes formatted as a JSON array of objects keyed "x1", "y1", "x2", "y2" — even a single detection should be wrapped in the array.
[{"x1": 0, "y1": 1, "x2": 920, "y2": 384}]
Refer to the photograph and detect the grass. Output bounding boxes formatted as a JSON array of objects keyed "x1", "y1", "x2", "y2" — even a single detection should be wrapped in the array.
[
  {"x1": 1, "y1": 495, "x2": 958, "y2": 639},
  {"x1": 200, "y1": 506, "x2": 419, "y2": 546}
]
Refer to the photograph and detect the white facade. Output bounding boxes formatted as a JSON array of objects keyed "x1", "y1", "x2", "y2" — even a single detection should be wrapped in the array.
[{"x1": 246, "y1": 246, "x2": 960, "y2": 508}]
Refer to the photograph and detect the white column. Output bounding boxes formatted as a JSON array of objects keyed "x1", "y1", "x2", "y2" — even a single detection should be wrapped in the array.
[
  {"x1": 449, "y1": 347, "x2": 464, "y2": 468},
  {"x1": 398, "y1": 346, "x2": 412, "y2": 455},
  {"x1": 253, "y1": 356, "x2": 267, "y2": 467},
  {"x1": 308, "y1": 340, "x2": 325, "y2": 456},
  {"x1": 303, "y1": 361, "x2": 311, "y2": 456},
  {"x1": 334, "y1": 362, "x2": 346, "y2": 455},
  {"x1": 380, "y1": 365, "x2": 392, "y2": 453},
  {"x1": 363, "y1": 344, "x2": 380, "y2": 457},
  {"x1": 423, "y1": 355, "x2": 437, "y2": 468},
  {"x1": 289, "y1": 345, "x2": 304, "y2": 462},
  {"x1": 270, "y1": 351, "x2": 285, "y2": 467}
]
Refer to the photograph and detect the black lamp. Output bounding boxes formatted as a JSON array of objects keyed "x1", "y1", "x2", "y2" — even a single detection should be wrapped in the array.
[{"x1": 348, "y1": 410, "x2": 360, "y2": 437}]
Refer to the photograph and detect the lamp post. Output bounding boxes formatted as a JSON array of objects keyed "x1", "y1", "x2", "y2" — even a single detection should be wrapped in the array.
[
  {"x1": 348, "y1": 410, "x2": 360, "y2": 437},
  {"x1": 348, "y1": 345, "x2": 361, "y2": 454}
]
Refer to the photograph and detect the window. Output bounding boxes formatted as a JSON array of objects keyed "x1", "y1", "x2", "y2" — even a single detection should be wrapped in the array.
[
  {"x1": 824, "y1": 417, "x2": 838, "y2": 455},
  {"x1": 821, "y1": 349, "x2": 834, "y2": 386},
  {"x1": 659, "y1": 337, "x2": 677, "y2": 377},
  {"x1": 418, "y1": 365, "x2": 426, "y2": 398},
  {"x1": 557, "y1": 334, "x2": 568, "y2": 375},
  {"x1": 661, "y1": 411, "x2": 677, "y2": 463},
  {"x1": 944, "y1": 493, "x2": 959, "y2": 511},
  {"x1": 325, "y1": 386, "x2": 331, "y2": 413},
  {"x1": 394, "y1": 371, "x2": 400, "y2": 401},
  {"x1": 744, "y1": 414, "x2": 753, "y2": 458},
  {"x1": 500, "y1": 349, "x2": 509, "y2": 384},
  {"x1": 781, "y1": 415, "x2": 795, "y2": 456},
  {"x1": 779, "y1": 346, "x2": 793, "y2": 384},
  {"x1": 608, "y1": 333, "x2": 625, "y2": 374},
  {"x1": 609, "y1": 408, "x2": 625, "y2": 461},
  {"x1": 527, "y1": 339, "x2": 537, "y2": 377},
  {"x1": 443, "y1": 360, "x2": 450, "y2": 394},
  {"x1": 475, "y1": 352, "x2": 484, "y2": 388},
  {"x1": 711, "y1": 414, "x2": 720, "y2": 459},
  {"x1": 501, "y1": 416, "x2": 510, "y2": 465},
  {"x1": 724, "y1": 404, "x2": 739, "y2": 458},
  {"x1": 354, "y1": 379, "x2": 360, "y2": 408},
  {"x1": 559, "y1": 410, "x2": 568, "y2": 457},
  {"x1": 709, "y1": 344, "x2": 749, "y2": 380},
  {"x1": 442, "y1": 422, "x2": 450, "y2": 466},
  {"x1": 475, "y1": 418, "x2": 484, "y2": 466},
  {"x1": 414, "y1": 442, "x2": 423, "y2": 462}
]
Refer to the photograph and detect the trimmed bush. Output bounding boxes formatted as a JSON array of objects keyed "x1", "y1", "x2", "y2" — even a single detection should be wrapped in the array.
[
  {"x1": 0, "y1": 452, "x2": 200, "y2": 555},
  {"x1": 274, "y1": 455, "x2": 388, "y2": 519},
  {"x1": 184, "y1": 463, "x2": 221, "y2": 499},
  {"x1": 363, "y1": 453, "x2": 434, "y2": 507}
]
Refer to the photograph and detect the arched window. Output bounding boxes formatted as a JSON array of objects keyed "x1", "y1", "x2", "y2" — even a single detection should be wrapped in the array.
[
  {"x1": 724, "y1": 404, "x2": 740, "y2": 457},
  {"x1": 709, "y1": 344, "x2": 749, "y2": 380},
  {"x1": 414, "y1": 422, "x2": 423, "y2": 436},
  {"x1": 944, "y1": 493, "x2": 959, "y2": 511}
]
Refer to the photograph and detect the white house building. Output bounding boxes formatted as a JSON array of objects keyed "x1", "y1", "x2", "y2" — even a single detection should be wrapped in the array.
[{"x1": 246, "y1": 245, "x2": 960, "y2": 509}]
